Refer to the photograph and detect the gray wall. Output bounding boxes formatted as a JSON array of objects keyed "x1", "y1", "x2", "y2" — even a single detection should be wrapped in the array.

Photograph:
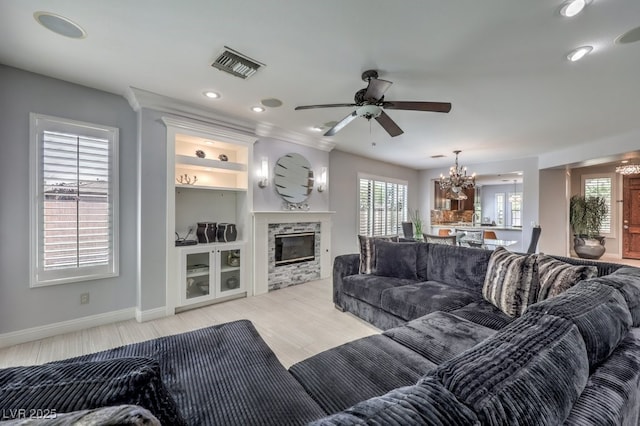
[
  {"x1": 137, "y1": 108, "x2": 169, "y2": 311},
  {"x1": 253, "y1": 138, "x2": 329, "y2": 212},
  {"x1": 329, "y1": 150, "x2": 420, "y2": 257},
  {"x1": 539, "y1": 168, "x2": 569, "y2": 256},
  {"x1": 0, "y1": 66, "x2": 137, "y2": 333}
]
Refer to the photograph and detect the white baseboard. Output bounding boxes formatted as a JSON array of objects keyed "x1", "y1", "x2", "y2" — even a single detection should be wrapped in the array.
[
  {"x1": 135, "y1": 307, "x2": 168, "y2": 323},
  {"x1": 0, "y1": 308, "x2": 136, "y2": 349}
]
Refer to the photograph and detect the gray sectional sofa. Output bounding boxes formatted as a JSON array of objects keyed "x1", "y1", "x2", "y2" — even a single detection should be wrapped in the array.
[{"x1": 2, "y1": 241, "x2": 640, "y2": 425}]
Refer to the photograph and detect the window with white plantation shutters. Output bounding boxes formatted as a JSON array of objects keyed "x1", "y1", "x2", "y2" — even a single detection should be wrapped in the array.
[
  {"x1": 30, "y1": 114, "x2": 119, "y2": 286},
  {"x1": 358, "y1": 175, "x2": 408, "y2": 237},
  {"x1": 583, "y1": 175, "x2": 613, "y2": 235}
]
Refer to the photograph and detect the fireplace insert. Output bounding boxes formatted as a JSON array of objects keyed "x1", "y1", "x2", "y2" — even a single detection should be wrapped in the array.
[{"x1": 275, "y1": 232, "x2": 315, "y2": 266}]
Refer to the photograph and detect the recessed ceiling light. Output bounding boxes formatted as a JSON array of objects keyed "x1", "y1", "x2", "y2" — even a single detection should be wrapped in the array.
[
  {"x1": 205, "y1": 140, "x2": 214, "y2": 145},
  {"x1": 34, "y1": 11, "x2": 86, "y2": 39},
  {"x1": 621, "y1": 160, "x2": 629, "y2": 164},
  {"x1": 560, "y1": 0, "x2": 586, "y2": 17},
  {"x1": 261, "y1": 98, "x2": 283, "y2": 108},
  {"x1": 203, "y1": 91, "x2": 220, "y2": 99},
  {"x1": 311, "y1": 126, "x2": 323, "y2": 132},
  {"x1": 567, "y1": 46, "x2": 593, "y2": 62},
  {"x1": 251, "y1": 106, "x2": 265, "y2": 113}
]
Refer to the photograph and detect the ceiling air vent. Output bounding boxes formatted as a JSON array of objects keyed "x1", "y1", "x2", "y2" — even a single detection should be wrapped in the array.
[{"x1": 211, "y1": 46, "x2": 265, "y2": 79}]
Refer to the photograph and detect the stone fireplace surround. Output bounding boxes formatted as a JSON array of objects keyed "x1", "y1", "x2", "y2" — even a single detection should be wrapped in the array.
[{"x1": 253, "y1": 211, "x2": 334, "y2": 295}]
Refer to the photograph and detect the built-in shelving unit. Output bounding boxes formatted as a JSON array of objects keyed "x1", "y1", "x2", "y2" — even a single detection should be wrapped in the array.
[{"x1": 163, "y1": 116, "x2": 255, "y2": 313}]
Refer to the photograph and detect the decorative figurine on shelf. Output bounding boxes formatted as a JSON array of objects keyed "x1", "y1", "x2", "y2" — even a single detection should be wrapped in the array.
[
  {"x1": 195, "y1": 149, "x2": 206, "y2": 158},
  {"x1": 227, "y1": 250, "x2": 240, "y2": 267},
  {"x1": 218, "y1": 154, "x2": 228, "y2": 162},
  {"x1": 176, "y1": 174, "x2": 198, "y2": 185}
]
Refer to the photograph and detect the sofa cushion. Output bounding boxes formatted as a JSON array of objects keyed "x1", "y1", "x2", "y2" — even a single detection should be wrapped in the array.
[
  {"x1": 537, "y1": 254, "x2": 598, "y2": 301},
  {"x1": 565, "y1": 328, "x2": 640, "y2": 426},
  {"x1": 595, "y1": 267, "x2": 640, "y2": 327},
  {"x1": 380, "y1": 281, "x2": 480, "y2": 321},
  {"x1": 433, "y1": 311, "x2": 589, "y2": 425},
  {"x1": 482, "y1": 246, "x2": 539, "y2": 317},
  {"x1": 309, "y1": 377, "x2": 479, "y2": 426},
  {"x1": 374, "y1": 240, "x2": 419, "y2": 280},
  {"x1": 528, "y1": 280, "x2": 632, "y2": 369},
  {"x1": 0, "y1": 405, "x2": 161, "y2": 426},
  {"x1": 342, "y1": 274, "x2": 417, "y2": 306},
  {"x1": 426, "y1": 244, "x2": 493, "y2": 290},
  {"x1": 52, "y1": 320, "x2": 326, "y2": 426},
  {"x1": 384, "y1": 311, "x2": 496, "y2": 365},
  {"x1": 0, "y1": 357, "x2": 185, "y2": 426},
  {"x1": 358, "y1": 235, "x2": 398, "y2": 274},
  {"x1": 289, "y1": 334, "x2": 436, "y2": 415},
  {"x1": 450, "y1": 300, "x2": 515, "y2": 330}
]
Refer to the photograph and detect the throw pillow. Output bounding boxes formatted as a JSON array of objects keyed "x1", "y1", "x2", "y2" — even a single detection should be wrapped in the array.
[
  {"x1": 0, "y1": 357, "x2": 186, "y2": 426},
  {"x1": 358, "y1": 235, "x2": 398, "y2": 274},
  {"x1": 482, "y1": 246, "x2": 539, "y2": 317},
  {"x1": 374, "y1": 240, "x2": 419, "y2": 280},
  {"x1": 536, "y1": 254, "x2": 598, "y2": 302}
]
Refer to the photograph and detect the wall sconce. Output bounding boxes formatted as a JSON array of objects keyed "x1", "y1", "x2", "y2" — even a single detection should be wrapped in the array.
[
  {"x1": 257, "y1": 157, "x2": 269, "y2": 188},
  {"x1": 317, "y1": 166, "x2": 327, "y2": 192}
]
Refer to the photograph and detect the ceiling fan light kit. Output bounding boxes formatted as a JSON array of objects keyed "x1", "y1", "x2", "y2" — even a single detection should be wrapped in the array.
[{"x1": 294, "y1": 69, "x2": 451, "y2": 138}]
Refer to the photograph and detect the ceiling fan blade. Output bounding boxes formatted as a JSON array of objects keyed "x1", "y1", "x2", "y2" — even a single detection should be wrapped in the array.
[
  {"x1": 375, "y1": 111, "x2": 404, "y2": 137},
  {"x1": 364, "y1": 78, "x2": 392, "y2": 101},
  {"x1": 324, "y1": 111, "x2": 358, "y2": 136},
  {"x1": 294, "y1": 103, "x2": 356, "y2": 111},
  {"x1": 382, "y1": 101, "x2": 452, "y2": 113}
]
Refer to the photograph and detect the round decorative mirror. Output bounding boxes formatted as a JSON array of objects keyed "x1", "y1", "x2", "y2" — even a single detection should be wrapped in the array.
[{"x1": 274, "y1": 153, "x2": 314, "y2": 203}]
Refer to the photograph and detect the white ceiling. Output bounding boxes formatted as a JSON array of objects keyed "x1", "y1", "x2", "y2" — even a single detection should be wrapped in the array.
[{"x1": 1, "y1": 0, "x2": 639, "y2": 169}]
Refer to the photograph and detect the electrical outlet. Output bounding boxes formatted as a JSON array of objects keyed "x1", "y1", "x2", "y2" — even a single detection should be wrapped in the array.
[{"x1": 80, "y1": 293, "x2": 90, "y2": 304}]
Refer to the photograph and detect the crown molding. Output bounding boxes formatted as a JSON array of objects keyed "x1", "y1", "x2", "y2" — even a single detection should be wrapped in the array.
[
  {"x1": 125, "y1": 87, "x2": 256, "y2": 134},
  {"x1": 125, "y1": 87, "x2": 335, "y2": 152},
  {"x1": 161, "y1": 116, "x2": 257, "y2": 146},
  {"x1": 254, "y1": 122, "x2": 336, "y2": 152}
]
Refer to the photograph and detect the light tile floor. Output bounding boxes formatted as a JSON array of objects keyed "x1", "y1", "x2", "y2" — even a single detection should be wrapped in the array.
[{"x1": 0, "y1": 279, "x2": 379, "y2": 369}]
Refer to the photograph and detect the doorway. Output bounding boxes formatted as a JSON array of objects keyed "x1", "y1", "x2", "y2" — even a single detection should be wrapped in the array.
[{"x1": 622, "y1": 175, "x2": 640, "y2": 259}]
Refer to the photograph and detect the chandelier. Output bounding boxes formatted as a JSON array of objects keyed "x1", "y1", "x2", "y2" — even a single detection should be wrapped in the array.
[
  {"x1": 615, "y1": 164, "x2": 640, "y2": 175},
  {"x1": 439, "y1": 150, "x2": 475, "y2": 198}
]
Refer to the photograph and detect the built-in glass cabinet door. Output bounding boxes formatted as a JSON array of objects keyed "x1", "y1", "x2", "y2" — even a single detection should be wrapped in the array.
[
  {"x1": 184, "y1": 251, "x2": 211, "y2": 300},
  {"x1": 218, "y1": 246, "x2": 243, "y2": 297}
]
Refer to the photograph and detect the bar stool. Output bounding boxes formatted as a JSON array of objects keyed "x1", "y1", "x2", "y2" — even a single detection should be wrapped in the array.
[{"x1": 484, "y1": 230, "x2": 498, "y2": 240}]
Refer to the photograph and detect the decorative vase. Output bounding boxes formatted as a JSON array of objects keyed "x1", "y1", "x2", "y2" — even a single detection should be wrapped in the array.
[
  {"x1": 206, "y1": 223, "x2": 217, "y2": 243},
  {"x1": 196, "y1": 223, "x2": 208, "y2": 244},
  {"x1": 573, "y1": 236, "x2": 606, "y2": 260},
  {"x1": 225, "y1": 276, "x2": 239, "y2": 289},
  {"x1": 217, "y1": 223, "x2": 237, "y2": 242}
]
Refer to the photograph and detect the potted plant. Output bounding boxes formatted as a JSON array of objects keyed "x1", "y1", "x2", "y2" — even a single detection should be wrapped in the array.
[
  {"x1": 569, "y1": 195, "x2": 608, "y2": 259},
  {"x1": 409, "y1": 209, "x2": 424, "y2": 241}
]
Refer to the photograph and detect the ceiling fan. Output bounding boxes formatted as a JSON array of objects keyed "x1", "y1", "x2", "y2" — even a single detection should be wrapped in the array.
[{"x1": 295, "y1": 69, "x2": 451, "y2": 138}]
